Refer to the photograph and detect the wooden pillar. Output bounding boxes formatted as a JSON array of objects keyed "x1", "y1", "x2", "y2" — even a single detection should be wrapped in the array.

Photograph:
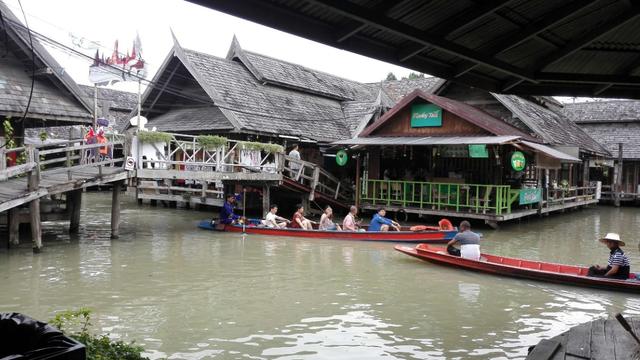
[
  {"x1": 615, "y1": 143, "x2": 623, "y2": 207},
  {"x1": 9, "y1": 208, "x2": 20, "y2": 246},
  {"x1": 111, "y1": 180, "x2": 123, "y2": 239},
  {"x1": 262, "y1": 185, "x2": 270, "y2": 216},
  {"x1": 582, "y1": 159, "x2": 590, "y2": 187},
  {"x1": 27, "y1": 146, "x2": 42, "y2": 252},
  {"x1": 355, "y1": 154, "x2": 361, "y2": 209},
  {"x1": 67, "y1": 189, "x2": 82, "y2": 233}
]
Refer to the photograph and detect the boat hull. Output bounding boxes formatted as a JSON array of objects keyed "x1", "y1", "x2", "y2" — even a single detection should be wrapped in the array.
[
  {"x1": 198, "y1": 220, "x2": 457, "y2": 243},
  {"x1": 395, "y1": 244, "x2": 640, "y2": 293}
]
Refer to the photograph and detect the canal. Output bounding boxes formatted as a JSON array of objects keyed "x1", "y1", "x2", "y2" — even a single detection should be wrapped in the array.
[{"x1": 1, "y1": 193, "x2": 639, "y2": 359}]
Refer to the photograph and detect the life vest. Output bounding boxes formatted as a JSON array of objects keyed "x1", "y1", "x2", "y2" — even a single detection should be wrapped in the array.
[
  {"x1": 410, "y1": 225, "x2": 441, "y2": 232},
  {"x1": 438, "y1": 218, "x2": 454, "y2": 231}
]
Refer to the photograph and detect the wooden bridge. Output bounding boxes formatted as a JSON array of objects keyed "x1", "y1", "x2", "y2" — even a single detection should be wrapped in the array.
[{"x1": 0, "y1": 137, "x2": 128, "y2": 250}]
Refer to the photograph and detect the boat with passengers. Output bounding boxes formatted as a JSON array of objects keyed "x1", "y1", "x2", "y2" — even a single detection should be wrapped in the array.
[{"x1": 395, "y1": 244, "x2": 640, "y2": 293}]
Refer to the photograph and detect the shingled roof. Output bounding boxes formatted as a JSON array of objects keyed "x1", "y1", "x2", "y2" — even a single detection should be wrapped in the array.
[
  {"x1": 493, "y1": 95, "x2": 610, "y2": 156},
  {"x1": 0, "y1": 1, "x2": 92, "y2": 123},
  {"x1": 140, "y1": 35, "x2": 388, "y2": 142},
  {"x1": 377, "y1": 77, "x2": 447, "y2": 103},
  {"x1": 560, "y1": 100, "x2": 640, "y2": 159},
  {"x1": 560, "y1": 100, "x2": 640, "y2": 123}
]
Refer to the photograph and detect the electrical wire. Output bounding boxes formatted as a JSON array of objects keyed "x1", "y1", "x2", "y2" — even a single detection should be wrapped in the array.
[{"x1": 17, "y1": 0, "x2": 35, "y2": 124}]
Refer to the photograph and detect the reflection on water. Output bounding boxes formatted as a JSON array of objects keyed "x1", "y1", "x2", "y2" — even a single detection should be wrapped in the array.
[{"x1": 1, "y1": 193, "x2": 639, "y2": 359}]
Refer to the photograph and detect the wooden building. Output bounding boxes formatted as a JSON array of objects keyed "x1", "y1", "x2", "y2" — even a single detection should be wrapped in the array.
[
  {"x1": 562, "y1": 100, "x2": 640, "y2": 203},
  {"x1": 334, "y1": 90, "x2": 604, "y2": 227}
]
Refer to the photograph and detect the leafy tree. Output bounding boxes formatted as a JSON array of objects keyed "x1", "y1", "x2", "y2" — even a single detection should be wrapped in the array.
[
  {"x1": 404, "y1": 72, "x2": 425, "y2": 80},
  {"x1": 385, "y1": 72, "x2": 397, "y2": 81}
]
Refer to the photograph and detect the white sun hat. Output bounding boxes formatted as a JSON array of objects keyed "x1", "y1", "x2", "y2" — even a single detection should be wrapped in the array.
[{"x1": 599, "y1": 232, "x2": 626, "y2": 246}]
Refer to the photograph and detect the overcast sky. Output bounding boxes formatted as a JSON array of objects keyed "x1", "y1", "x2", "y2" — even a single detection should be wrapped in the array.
[{"x1": 5, "y1": 0, "x2": 419, "y2": 93}]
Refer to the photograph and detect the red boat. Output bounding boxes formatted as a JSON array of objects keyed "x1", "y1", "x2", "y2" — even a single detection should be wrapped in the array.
[
  {"x1": 198, "y1": 220, "x2": 458, "y2": 243},
  {"x1": 395, "y1": 244, "x2": 640, "y2": 293}
]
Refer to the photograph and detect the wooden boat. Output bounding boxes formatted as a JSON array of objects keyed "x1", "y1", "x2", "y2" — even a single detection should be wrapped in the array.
[
  {"x1": 198, "y1": 220, "x2": 458, "y2": 243},
  {"x1": 395, "y1": 244, "x2": 640, "y2": 293}
]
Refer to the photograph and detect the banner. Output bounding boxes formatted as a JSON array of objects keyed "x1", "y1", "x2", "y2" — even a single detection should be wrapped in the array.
[
  {"x1": 89, "y1": 34, "x2": 146, "y2": 86},
  {"x1": 519, "y1": 188, "x2": 542, "y2": 205}
]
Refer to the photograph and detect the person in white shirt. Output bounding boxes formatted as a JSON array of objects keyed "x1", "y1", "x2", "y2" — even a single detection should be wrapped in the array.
[
  {"x1": 264, "y1": 204, "x2": 289, "y2": 228},
  {"x1": 288, "y1": 144, "x2": 302, "y2": 179}
]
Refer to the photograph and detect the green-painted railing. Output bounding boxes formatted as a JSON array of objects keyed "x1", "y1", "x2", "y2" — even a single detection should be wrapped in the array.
[{"x1": 361, "y1": 180, "x2": 518, "y2": 215}]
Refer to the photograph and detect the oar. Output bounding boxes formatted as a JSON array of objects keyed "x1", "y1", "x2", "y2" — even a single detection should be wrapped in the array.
[
  {"x1": 242, "y1": 188, "x2": 247, "y2": 234},
  {"x1": 615, "y1": 313, "x2": 640, "y2": 346}
]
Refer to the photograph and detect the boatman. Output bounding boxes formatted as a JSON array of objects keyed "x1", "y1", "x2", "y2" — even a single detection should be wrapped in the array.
[
  {"x1": 219, "y1": 194, "x2": 240, "y2": 224},
  {"x1": 447, "y1": 220, "x2": 481, "y2": 260},
  {"x1": 368, "y1": 208, "x2": 400, "y2": 232},
  {"x1": 588, "y1": 233, "x2": 630, "y2": 280}
]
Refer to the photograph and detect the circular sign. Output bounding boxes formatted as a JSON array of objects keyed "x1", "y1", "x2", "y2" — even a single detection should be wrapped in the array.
[
  {"x1": 511, "y1": 151, "x2": 526, "y2": 171},
  {"x1": 336, "y1": 149, "x2": 348, "y2": 166}
]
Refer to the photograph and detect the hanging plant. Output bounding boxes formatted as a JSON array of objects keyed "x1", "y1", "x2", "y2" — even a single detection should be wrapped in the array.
[
  {"x1": 137, "y1": 131, "x2": 172, "y2": 144},
  {"x1": 39, "y1": 130, "x2": 48, "y2": 142},
  {"x1": 197, "y1": 135, "x2": 228, "y2": 150},
  {"x1": 240, "y1": 141, "x2": 284, "y2": 153}
]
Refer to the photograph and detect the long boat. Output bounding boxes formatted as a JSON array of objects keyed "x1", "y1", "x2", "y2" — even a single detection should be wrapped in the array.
[
  {"x1": 395, "y1": 244, "x2": 640, "y2": 293},
  {"x1": 198, "y1": 220, "x2": 458, "y2": 243}
]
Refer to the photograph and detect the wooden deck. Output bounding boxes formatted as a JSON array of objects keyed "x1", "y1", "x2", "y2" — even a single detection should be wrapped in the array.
[
  {"x1": 0, "y1": 165, "x2": 128, "y2": 213},
  {"x1": 527, "y1": 317, "x2": 640, "y2": 359}
]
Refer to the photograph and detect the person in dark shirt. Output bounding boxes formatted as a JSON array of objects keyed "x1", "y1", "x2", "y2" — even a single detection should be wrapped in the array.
[
  {"x1": 219, "y1": 194, "x2": 240, "y2": 224},
  {"x1": 588, "y1": 233, "x2": 630, "y2": 280}
]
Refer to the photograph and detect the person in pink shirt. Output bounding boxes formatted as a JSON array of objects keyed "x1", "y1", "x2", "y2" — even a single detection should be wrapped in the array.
[{"x1": 342, "y1": 206, "x2": 360, "y2": 231}]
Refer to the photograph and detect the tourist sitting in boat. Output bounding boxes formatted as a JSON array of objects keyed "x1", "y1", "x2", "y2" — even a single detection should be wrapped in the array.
[
  {"x1": 219, "y1": 194, "x2": 240, "y2": 224},
  {"x1": 319, "y1": 206, "x2": 341, "y2": 231},
  {"x1": 368, "y1": 208, "x2": 400, "y2": 232},
  {"x1": 588, "y1": 233, "x2": 630, "y2": 280},
  {"x1": 447, "y1": 220, "x2": 481, "y2": 260},
  {"x1": 290, "y1": 204, "x2": 314, "y2": 230},
  {"x1": 263, "y1": 204, "x2": 290, "y2": 228},
  {"x1": 343, "y1": 206, "x2": 360, "y2": 231}
]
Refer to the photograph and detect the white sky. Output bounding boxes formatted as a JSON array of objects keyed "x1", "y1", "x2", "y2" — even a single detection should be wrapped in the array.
[{"x1": 4, "y1": 0, "x2": 418, "y2": 93}]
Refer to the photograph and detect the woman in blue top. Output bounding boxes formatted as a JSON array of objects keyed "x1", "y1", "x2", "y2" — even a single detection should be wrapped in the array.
[{"x1": 368, "y1": 208, "x2": 401, "y2": 232}]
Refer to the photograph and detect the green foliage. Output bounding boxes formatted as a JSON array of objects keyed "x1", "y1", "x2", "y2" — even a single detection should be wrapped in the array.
[
  {"x1": 137, "y1": 131, "x2": 172, "y2": 144},
  {"x1": 240, "y1": 141, "x2": 284, "y2": 153},
  {"x1": 197, "y1": 135, "x2": 228, "y2": 149},
  {"x1": 3, "y1": 117, "x2": 26, "y2": 165},
  {"x1": 385, "y1": 72, "x2": 397, "y2": 81},
  {"x1": 404, "y1": 72, "x2": 425, "y2": 80},
  {"x1": 39, "y1": 130, "x2": 48, "y2": 142},
  {"x1": 49, "y1": 309, "x2": 152, "y2": 360}
]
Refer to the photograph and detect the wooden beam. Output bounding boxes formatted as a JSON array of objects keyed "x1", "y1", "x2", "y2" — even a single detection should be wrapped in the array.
[
  {"x1": 593, "y1": 83, "x2": 613, "y2": 96},
  {"x1": 533, "y1": 6, "x2": 640, "y2": 72},
  {"x1": 536, "y1": 72, "x2": 640, "y2": 86},
  {"x1": 67, "y1": 189, "x2": 82, "y2": 233},
  {"x1": 111, "y1": 180, "x2": 123, "y2": 239},
  {"x1": 335, "y1": 0, "x2": 409, "y2": 43},
  {"x1": 305, "y1": 0, "x2": 536, "y2": 82},
  {"x1": 9, "y1": 208, "x2": 20, "y2": 246},
  {"x1": 454, "y1": 0, "x2": 597, "y2": 77},
  {"x1": 502, "y1": 78, "x2": 524, "y2": 92},
  {"x1": 145, "y1": 61, "x2": 181, "y2": 115}
]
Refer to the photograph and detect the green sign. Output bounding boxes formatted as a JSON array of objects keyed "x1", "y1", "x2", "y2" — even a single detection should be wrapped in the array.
[
  {"x1": 335, "y1": 149, "x2": 348, "y2": 166},
  {"x1": 411, "y1": 103, "x2": 442, "y2": 127},
  {"x1": 519, "y1": 188, "x2": 542, "y2": 205},
  {"x1": 511, "y1": 151, "x2": 526, "y2": 171},
  {"x1": 468, "y1": 144, "x2": 489, "y2": 158}
]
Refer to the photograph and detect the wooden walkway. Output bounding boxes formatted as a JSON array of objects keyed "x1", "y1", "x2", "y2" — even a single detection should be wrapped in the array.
[
  {"x1": 0, "y1": 166, "x2": 128, "y2": 213},
  {"x1": 527, "y1": 317, "x2": 640, "y2": 360}
]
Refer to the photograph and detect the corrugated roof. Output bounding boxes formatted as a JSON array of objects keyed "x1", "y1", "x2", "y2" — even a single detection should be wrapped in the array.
[{"x1": 332, "y1": 135, "x2": 520, "y2": 146}]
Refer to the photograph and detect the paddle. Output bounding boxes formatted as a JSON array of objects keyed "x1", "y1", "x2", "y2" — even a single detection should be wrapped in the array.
[
  {"x1": 242, "y1": 188, "x2": 247, "y2": 234},
  {"x1": 616, "y1": 313, "x2": 640, "y2": 346}
]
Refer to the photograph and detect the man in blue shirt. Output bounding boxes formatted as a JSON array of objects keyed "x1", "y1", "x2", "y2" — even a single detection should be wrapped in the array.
[
  {"x1": 219, "y1": 194, "x2": 240, "y2": 224},
  {"x1": 368, "y1": 208, "x2": 400, "y2": 232}
]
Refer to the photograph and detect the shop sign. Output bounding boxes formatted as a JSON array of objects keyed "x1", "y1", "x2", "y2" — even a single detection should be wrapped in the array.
[
  {"x1": 519, "y1": 188, "x2": 542, "y2": 205},
  {"x1": 411, "y1": 103, "x2": 442, "y2": 127},
  {"x1": 468, "y1": 144, "x2": 489, "y2": 158},
  {"x1": 124, "y1": 156, "x2": 135, "y2": 170},
  {"x1": 511, "y1": 151, "x2": 526, "y2": 171},
  {"x1": 336, "y1": 149, "x2": 348, "y2": 166}
]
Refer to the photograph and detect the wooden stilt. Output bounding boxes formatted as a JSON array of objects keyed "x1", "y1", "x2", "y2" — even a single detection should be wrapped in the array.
[
  {"x1": 111, "y1": 180, "x2": 123, "y2": 239},
  {"x1": 27, "y1": 146, "x2": 42, "y2": 252},
  {"x1": 9, "y1": 207, "x2": 20, "y2": 246},
  {"x1": 615, "y1": 143, "x2": 623, "y2": 207},
  {"x1": 262, "y1": 185, "x2": 270, "y2": 216},
  {"x1": 67, "y1": 189, "x2": 82, "y2": 233}
]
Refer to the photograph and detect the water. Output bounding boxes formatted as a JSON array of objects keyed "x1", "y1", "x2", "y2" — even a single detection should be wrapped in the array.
[{"x1": 1, "y1": 193, "x2": 639, "y2": 359}]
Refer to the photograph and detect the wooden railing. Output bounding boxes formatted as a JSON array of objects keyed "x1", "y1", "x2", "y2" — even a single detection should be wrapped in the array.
[
  {"x1": 545, "y1": 186, "x2": 596, "y2": 206},
  {"x1": 361, "y1": 179, "x2": 514, "y2": 215},
  {"x1": 0, "y1": 137, "x2": 126, "y2": 190},
  {"x1": 283, "y1": 155, "x2": 352, "y2": 202},
  {"x1": 137, "y1": 132, "x2": 283, "y2": 174}
]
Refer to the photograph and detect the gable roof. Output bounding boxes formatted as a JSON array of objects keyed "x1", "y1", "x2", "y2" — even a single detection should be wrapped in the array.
[
  {"x1": 493, "y1": 95, "x2": 610, "y2": 155},
  {"x1": 359, "y1": 90, "x2": 537, "y2": 141},
  {"x1": 79, "y1": 85, "x2": 137, "y2": 112},
  {"x1": 377, "y1": 77, "x2": 447, "y2": 103},
  {"x1": 560, "y1": 100, "x2": 640, "y2": 123},
  {"x1": 0, "y1": 1, "x2": 92, "y2": 122}
]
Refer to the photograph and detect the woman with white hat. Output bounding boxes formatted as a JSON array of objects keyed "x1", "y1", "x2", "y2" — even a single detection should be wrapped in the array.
[{"x1": 587, "y1": 233, "x2": 630, "y2": 280}]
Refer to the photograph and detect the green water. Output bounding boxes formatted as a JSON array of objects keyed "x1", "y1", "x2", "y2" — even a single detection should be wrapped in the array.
[{"x1": 1, "y1": 193, "x2": 639, "y2": 359}]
